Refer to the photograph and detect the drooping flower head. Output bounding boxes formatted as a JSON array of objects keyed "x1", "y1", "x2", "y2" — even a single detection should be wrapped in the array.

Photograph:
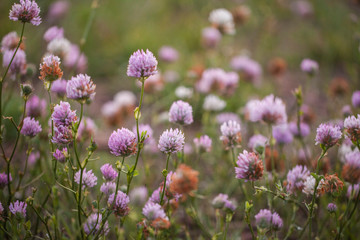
[
  {"x1": 9, "y1": 200, "x2": 27, "y2": 219},
  {"x1": 142, "y1": 202, "x2": 168, "y2": 221},
  {"x1": 220, "y1": 120, "x2": 241, "y2": 149},
  {"x1": 51, "y1": 101, "x2": 77, "y2": 127},
  {"x1": 43, "y1": 26, "x2": 64, "y2": 43},
  {"x1": 108, "y1": 191, "x2": 130, "y2": 217},
  {"x1": 352, "y1": 91, "x2": 360, "y2": 108},
  {"x1": 272, "y1": 124, "x2": 293, "y2": 144},
  {"x1": 0, "y1": 172, "x2": 12, "y2": 189},
  {"x1": 127, "y1": 49, "x2": 158, "y2": 78},
  {"x1": 286, "y1": 165, "x2": 310, "y2": 194},
  {"x1": 169, "y1": 100, "x2": 193, "y2": 125},
  {"x1": 169, "y1": 164, "x2": 199, "y2": 195},
  {"x1": 108, "y1": 128, "x2": 137, "y2": 157},
  {"x1": 51, "y1": 79, "x2": 67, "y2": 98},
  {"x1": 315, "y1": 123, "x2": 342, "y2": 149},
  {"x1": 300, "y1": 58, "x2": 318, "y2": 75},
  {"x1": 39, "y1": 54, "x2": 63, "y2": 82},
  {"x1": 342, "y1": 151, "x2": 360, "y2": 184},
  {"x1": 83, "y1": 213, "x2": 109, "y2": 237},
  {"x1": 20, "y1": 117, "x2": 42, "y2": 137},
  {"x1": 101, "y1": 164, "x2": 118, "y2": 182},
  {"x1": 66, "y1": 74, "x2": 96, "y2": 101},
  {"x1": 53, "y1": 148, "x2": 67, "y2": 163},
  {"x1": 9, "y1": 0, "x2": 41, "y2": 26},
  {"x1": 193, "y1": 135, "x2": 212, "y2": 153},
  {"x1": 344, "y1": 115, "x2": 360, "y2": 143},
  {"x1": 2, "y1": 49, "x2": 27, "y2": 79},
  {"x1": 74, "y1": 168, "x2": 97, "y2": 189},
  {"x1": 235, "y1": 150, "x2": 263, "y2": 181},
  {"x1": 158, "y1": 128, "x2": 185, "y2": 154}
]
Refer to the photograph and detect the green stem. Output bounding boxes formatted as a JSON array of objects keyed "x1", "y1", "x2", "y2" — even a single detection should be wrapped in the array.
[
  {"x1": 126, "y1": 79, "x2": 145, "y2": 195},
  {"x1": 15, "y1": 145, "x2": 31, "y2": 191},
  {"x1": 30, "y1": 205, "x2": 53, "y2": 240},
  {"x1": 231, "y1": 147, "x2": 237, "y2": 167},
  {"x1": 160, "y1": 154, "x2": 171, "y2": 205}
]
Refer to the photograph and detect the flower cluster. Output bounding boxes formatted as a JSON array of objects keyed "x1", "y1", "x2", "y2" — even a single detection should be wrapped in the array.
[
  {"x1": 74, "y1": 168, "x2": 98, "y2": 189},
  {"x1": 315, "y1": 123, "x2": 342, "y2": 149},
  {"x1": 127, "y1": 49, "x2": 158, "y2": 78},
  {"x1": 255, "y1": 209, "x2": 283, "y2": 231},
  {"x1": 193, "y1": 135, "x2": 212, "y2": 153},
  {"x1": 39, "y1": 54, "x2": 63, "y2": 82},
  {"x1": 108, "y1": 191, "x2": 130, "y2": 217},
  {"x1": 158, "y1": 128, "x2": 185, "y2": 154},
  {"x1": 220, "y1": 120, "x2": 242, "y2": 149},
  {"x1": 235, "y1": 150, "x2": 264, "y2": 181},
  {"x1": 66, "y1": 74, "x2": 96, "y2": 101},
  {"x1": 9, "y1": 0, "x2": 41, "y2": 26},
  {"x1": 108, "y1": 128, "x2": 137, "y2": 157},
  {"x1": 169, "y1": 100, "x2": 193, "y2": 125},
  {"x1": 20, "y1": 117, "x2": 42, "y2": 137}
]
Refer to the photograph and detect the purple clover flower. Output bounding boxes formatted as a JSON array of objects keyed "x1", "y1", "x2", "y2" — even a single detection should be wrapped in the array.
[
  {"x1": 9, "y1": 0, "x2": 41, "y2": 26},
  {"x1": 20, "y1": 117, "x2": 42, "y2": 137},
  {"x1": 51, "y1": 79, "x2": 67, "y2": 98},
  {"x1": 220, "y1": 120, "x2": 241, "y2": 149},
  {"x1": 132, "y1": 124, "x2": 153, "y2": 144},
  {"x1": 352, "y1": 91, "x2": 360, "y2": 108},
  {"x1": 272, "y1": 124, "x2": 293, "y2": 144},
  {"x1": 315, "y1": 123, "x2": 342, "y2": 149},
  {"x1": 2, "y1": 49, "x2": 27, "y2": 79},
  {"x1": 193, "y1": 135, "x2": 212, "y2": 153},
  {"x1": 248, "y1": 134, "x2": 268, "y2": 152},
  {"x1": 0, "y1": 172, "x2": 12, "y2": 189},
  {"x1": 289, "y1": 121, "x2": 310, "y2": 138},
  {"x1": 286, "y1": 165, "x2": 310, "y2": 194},
  {"x1": 202, "y1": 27, "x2": 222, "y2": 48},
  {"x1": 100, "y1": 182, "x2": 116, "y2": 195},
  {"x1": 44, "y1": 26, "x2": 64, "y2": 42},
  {"x1": 327, "y1": 203, "x2": 337, "y2": 213},
  {"x1": 158, "y1": 128, "x2": 185, "y2": 154},
  {"x1": 212, "y1": 193, "x2": 229, "y2": 209},
  {"x1": 255, "y1": 209, "x2": 283, "y2": 230},
  {"x1": 158, "y1": 46, "x2": 179, "y2": 63},
  {"x1": 27, "y1": 95, "x2": 46, "y2": 118},
  {"x1": 100, "y1": 164, "x2": 118, "y2": 181},
  {"x1": 300, "y1": 58, "x2": 318, "y2": 75},
  {"x1": 53, "y1": 148, "x2": 67, "y2": 163},
  {"x1": 108, "y1": 128, "x2": 137, "y2": 157},
  {"x1": 74, "y1": 168, "x2": 97, "y2": 189},
  {"x1": 127, "y1": 49, "x2": 158, "y2": 78},
  {"x1": 142, "y1": 202, "x2": 168, "y2": 221},
  {"x1": 1, "y1": 32, "x2": 19, "y2": 52},
  {"x1": 52, "y1": 125, "x2": 73, "y2": 145},
  {"x1": 108, "y1": 191, "x2": 130, "y2": 217},
  {"x1": 66, "y1": 74, "x2": 96, "y2": 101},
  {"x1": 83, "y1": 213, "x2": 109, "y2": 236},
  {"x1": 235, "y1": 150, "x2": 264, "y2": 182},
  {"x1": 9, "y1": 200, "x2": 27, "y2": 219},
  {"x1": 51, "y1": 101, "x2": 77, "y2": 127},
  {"x1": 169, "y1": 100, "x2": 193, "y2": 125}
]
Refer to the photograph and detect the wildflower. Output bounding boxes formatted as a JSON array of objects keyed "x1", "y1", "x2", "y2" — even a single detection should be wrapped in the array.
[
  {"x1": 352, "y1": 91, "x2": 360, "y2": 108},
  {"x1": 74, "y1": 168, "x2": 97, "y2": 188},
  {"x1": 20, "y1": 117, "x2": 42, "y2": 137},
  {"x1": 130, "y1": 186, "x2": 148, "y2": 205},
  {"x1": 132, "y1": 124, "x2": 153, "y2": 144},
  {"x1": 151, "y1": 218, "x2": 171, "y2": 229},
  {"x1": 51, "y1": 79, "x2": 67, "y2": 98},
  {"x1": 196, "y1": 68, "x2": 228, "y2": 93},
  {"x1": 342, "y1": 151, "x2": 360, "y2": 184},
  {"x1": 251, "y1": 94, "x2": 287, "y2": 125},
  {"x1": 286, "y1": 165, "x2": 310, "y2": 194},
  {"x1": 169, "y1": 100, "x2": 193, "y2": 125},
  {"x1": 272, "y1": 124, "x2": 293, "y2": 144},
  {"x1": 2, "y1": 49, "x2": 27, "y2": 79},
  {"x1": 175, "y1": 86, "x2": 193, "y2": 99},
  {"x1": 300, "y1": 59, "x2": 318, "y2": 75},
  {"x1": 0, "y1": 173, "x2": 12, "y2": 189},
  {"x1": 230, "y1": 55, "x2": 262, "y2": 86},
  {"x1": 48, "y1": 0, "x2": 69, "y2": 21},
  {"x1": 255, "y1": 209, "x2": 283, "y2": 230},
  {"x1": 347, "y1": 184, "x2": 359, "y2": 199},
  {"x1": 51, "y1": 101, "x2": 77, "y2": 127},
  {"x1": 248, "y1": 134, "x2": 268, "y2": 153},
  {"x1": 53, "y1": 148, "x2": 67, "y2": 163},
  {"x1": 158, "y1": 128, "x2": 185, "y2": 154},
  {"x1": 27, "y1": 95, "x2": 46, "y2": 118},
  {"x1": 302, "y1": 175, "x2": 324, "y2": 196},
  {"x1": 319, "y1": 174, "x2": 344, "y2": 194},
  {"x1": 66, "y1": 74, "x2": 96, "y2": 101},
  {"x1": 9, "y1": 201, "x2": 27, "y2": 219},
  {"x1": 315, "y1": 123, "x2": 342, "y2": 149},
  {"x1": 9, "y1": 0, "x2": 41, "y2": 26},
  {"x1": 47, "y1": 38, "x2": 71, "y2": 58},
  {"x1": 212, "y1": 193, "x2": 229, "y2": 209},
  {"x1": 100, "y1": 164, "x2": 118, "y2": 182},
  {"x1": 209, "y1": 8, "x2": 235, "y2": 35},
  {"x1": 43, "y1": 26, "x2": 64, "y2": 43},
  {"x1": 235, "y1": 150, "x2": 263, "y2": 181},
  {"x1": 170, "y1": 164, "x2": 199, "y2": 195},
  {"x1": 28, "y1": 151, "x2": 40, "y2": 165},
  {"x1": 158, "y1": 46, "x2": 179, "y2": 63},
  {"x1": 220, "y1": 121, "x2": 242, "y2": 149},
  {"x1": 127, "y1": 49, "x2": 158, "y2": 78},
  {"x1": 83, "y1": 213, "x2": 109, "y2": 237},
  {"x1": 1, "y1": 32, "x2": 23, "y2": 52},
  {"x1": 289, "y1": 121, "x2": 310, "y2": 138},
  {"x1": 224, "y1": 199, "x2": 237, "y2": 212},
  {"x1": 193, "y1": 135, "x2": 212, "y2": 153},
  {"x1": 201, "y1": 27, "x2": 222, "y2": 48},
  {"x1": 327, "y1": 203, "x2": 337, "y2": 213},
  {"x1": 342, "y1": 105, "x2": 352, "y2": 117},
  {"x1": 52, "y1": 125, "x2": 73, "y2": 145},
  {"x1": 108, "y1": 128, "x2": 137, "y2": 157},
  {"x1": 108, "y1": 191, "x2": 130, "y2": 217},
  {"x1": 142, "y1": 202, "x2": 168, "y2": 221},
  {"x1": 39, "y1": 54, "x2": 63, "y2": 82},
  {"x1": 203, "y1": 94, "x2": 226, "y2": 111},
  {"x1": 100, "y1": 182, "x2": 116, "y2": 196},
  {"x1": 344, "y1": 115, "x2": 360, "y2": 142}
]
